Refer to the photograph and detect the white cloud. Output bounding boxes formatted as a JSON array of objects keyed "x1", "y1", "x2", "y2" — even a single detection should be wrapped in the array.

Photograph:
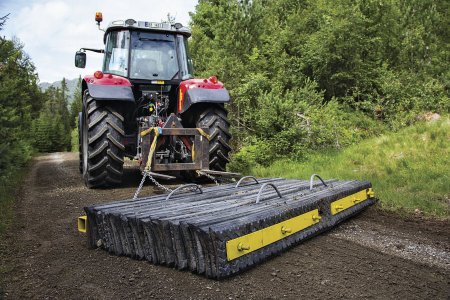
[{"x1": 2, "y1": 0, "x2": 198, "y2": 82}]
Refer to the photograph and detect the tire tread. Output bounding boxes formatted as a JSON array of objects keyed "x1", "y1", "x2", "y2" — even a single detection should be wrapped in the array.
[
  {"x1": 82, "y1": 94, "x2": 125, "y2": 188},
  {"x1": 196, "y1": 106, "x2": 231, "y2": 171}
]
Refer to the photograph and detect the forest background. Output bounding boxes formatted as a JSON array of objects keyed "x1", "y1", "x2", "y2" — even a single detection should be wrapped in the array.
[{"x1": 0, "y1": 0, "x2": 448, "y2": 227}]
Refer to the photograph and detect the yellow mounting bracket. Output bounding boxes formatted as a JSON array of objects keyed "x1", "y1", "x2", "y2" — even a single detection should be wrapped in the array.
[
  {"x1": 353, "y1": 197, "x2": 361, "y2": 203},
  {"x1": 226, "y1": 209, "x2": 321, "y2": 261},
  {"x1": 237, "y1": 242, "x2": 251, "y2": 251},
  {"x1": 281, "y1": 226, "x2": 292, "y2": 234},
  {"x1": 331, "y1": 188, "x2": 375, "y2": 215},
  {"x1": 78, "y1": 215, "x2": 87, "y2": 233},
  {"x1": 312, "y1": 214, "x2": 322, "y2": 221},
  {"x1": 367, "y1": 188, "x2": 375, "y2": 198}
]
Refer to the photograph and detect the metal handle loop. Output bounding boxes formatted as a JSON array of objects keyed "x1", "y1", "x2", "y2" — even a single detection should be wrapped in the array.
[
  {"x1": 165, "y1": 184, "x2": 203, "y2": 201},
  {"x1": 309, "y1": 174, "x2": 328, "y2": 191},
  {"x1": 235, "y1": 176, "x2": 260, "y2": 188},
  {"x1": 256, "y1": 183, "x2": 282, "y2": 204}
]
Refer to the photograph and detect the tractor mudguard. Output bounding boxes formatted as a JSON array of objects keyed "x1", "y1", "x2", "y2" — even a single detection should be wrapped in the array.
[
  {"x1": 86, "y1": 83, "x2": 134, "y2": 101},
  {"x1": 180, "y1": 88, "x2": 230, "y2": 113},
  {"x1": 83, "y1": 74, "x2": 135, "y2": 102},
  {"x1": 178, "y1": 77, "x2": 230, "y2": 113}
]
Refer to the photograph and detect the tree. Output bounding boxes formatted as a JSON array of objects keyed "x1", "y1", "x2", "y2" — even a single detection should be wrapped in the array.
[
  {"x1": 189, "y1": 0, "x2": 449, "y2": 167},
  {"x1": 32, "y1": 85, "x2": 72, "y2": 152},
  {"x1": 69, "y1": 76, "x2": 82, "y2": 128},
  {"x1": 0, "y1": 17, "x2": 42, "y2": 177},
  {"x1": 0, "y1": 14, "x2": 9, "y2": 29}
]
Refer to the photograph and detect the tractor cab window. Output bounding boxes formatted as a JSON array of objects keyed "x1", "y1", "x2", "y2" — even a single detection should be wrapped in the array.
[
  {"x1": 178, "y1": 36, "x2": 194, "y2": 80},
  {"x1": 130, "y1": 31, "x2": 179, "y2": 80},
  {"x1": 103, "y1": 30, "x2": 130, "y2": 77}
]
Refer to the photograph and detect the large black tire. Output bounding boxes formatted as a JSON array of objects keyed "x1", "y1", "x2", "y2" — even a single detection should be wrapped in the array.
[
  {"x1": 81, "y1": 92, "x2": 125, "y2": 188},
  {"x1": 195, "y1": 106, "x2": 231, "y2": 171},
  {"x1": 78, "y1": 112, "x2": 83, "y2": 174}
]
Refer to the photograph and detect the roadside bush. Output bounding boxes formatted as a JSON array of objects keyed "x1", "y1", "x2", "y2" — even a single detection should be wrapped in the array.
[
  {"x1": 376, "y1": 68, "x2": 450, "y2": 129},
  {"x1": 70, "y1": 117, "x2": 79, "y2": 152},
  {"x1": 192, "y1": 0, "x2": 449, "y2": 175},
  {"x1": 229, "y1": 88, "x2": 386, "y2": 173}
]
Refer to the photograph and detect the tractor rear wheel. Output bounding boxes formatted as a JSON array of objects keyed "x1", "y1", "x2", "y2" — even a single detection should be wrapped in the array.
[
  {"x1": 81, "y1": 92, "x2": 125, "y2": 188},
  {"x1": 78, "y1": 112, "x2": 83, "y2": 173},
  {"x1": 195, "y1": 106, "x2": 231, "y2": 171}
]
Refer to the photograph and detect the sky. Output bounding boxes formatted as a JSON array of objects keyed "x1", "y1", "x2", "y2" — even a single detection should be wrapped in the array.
[{"x1": 0, "y1": 0, "x2": 198, "y2": 83}]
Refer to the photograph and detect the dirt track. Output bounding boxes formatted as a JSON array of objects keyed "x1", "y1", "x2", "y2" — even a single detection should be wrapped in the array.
[{"x1": 1, "y1": 153, "x2": 449, "y2": 299}]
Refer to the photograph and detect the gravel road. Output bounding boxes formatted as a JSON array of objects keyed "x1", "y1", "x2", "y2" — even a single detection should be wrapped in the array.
[{"x1": 1, "y1": 152, "x2": 449, "y2": 299}]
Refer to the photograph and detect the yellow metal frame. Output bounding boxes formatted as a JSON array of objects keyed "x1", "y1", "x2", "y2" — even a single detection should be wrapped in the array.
[
  {"x1": 78, "y1": 216, "x2": 87, "y2": 233},
  {"x1": 226, "y1": 209, "x2": 321, "y2": 261},
  {"x1": 225, "y1": 188, "x2": 375, "y2": 261},
  {"x1": 330, "y1": 188, "x2": 375, "y2": 215}
]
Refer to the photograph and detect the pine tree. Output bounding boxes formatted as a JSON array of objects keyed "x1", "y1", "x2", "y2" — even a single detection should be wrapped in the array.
[
  {"x1": 69, "y1": 76, "x2": 83, "y2": 128},
  {"x1": 32, "y1": 84, "x2": 72, "y2": 152},
  {"x1": 0, "y1": 17, "x2": 42, "y2": 175}
]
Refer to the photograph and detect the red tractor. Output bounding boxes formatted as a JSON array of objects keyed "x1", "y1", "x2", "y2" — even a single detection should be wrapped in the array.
[{"x1": 75, "y1": 13, "x2": 231, "y2": 188}]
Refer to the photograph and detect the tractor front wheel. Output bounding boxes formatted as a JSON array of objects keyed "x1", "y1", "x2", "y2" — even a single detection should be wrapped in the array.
[{"x1": 81, "y1": 92, "x2": 125, "y2": 188}]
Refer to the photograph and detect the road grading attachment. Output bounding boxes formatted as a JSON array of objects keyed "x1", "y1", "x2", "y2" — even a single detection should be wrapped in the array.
[{"x1": 78, "y1": 175, "x2": 376, "y2": 279}]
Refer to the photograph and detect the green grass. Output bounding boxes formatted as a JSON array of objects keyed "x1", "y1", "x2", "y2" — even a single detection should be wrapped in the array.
[
  {"x1": 0, "y1": 165, "x2": 29, "y2": 287},
  {"x1": 0, "y1": 168, "x2": 28, "y2": 237},
  {"x1": 70, "y1": 127, "x2": 79, "y2": 152},
  {"x1": 0, "y1": 164, "x2": 31, "y2": 295},
  {"x1": 251, "y1": 118, "x2": 450, "y2": 219}
]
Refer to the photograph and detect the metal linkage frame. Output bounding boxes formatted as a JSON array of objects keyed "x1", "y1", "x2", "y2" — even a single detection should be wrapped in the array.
[{"x1": 140, "y1": 127, "x2": 210, "y2": 172}]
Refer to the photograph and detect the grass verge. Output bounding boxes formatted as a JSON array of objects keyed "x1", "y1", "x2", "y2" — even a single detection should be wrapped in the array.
[
  {"x1": 251, "y1": 118, "x2": 450, "y2": 219},
  {"x1": 0, "y1": 168, "x2": 28, "y2": 236},
  {"x1": 71, "y1": 127, "x2": 79, "y2": 152},
  {"x1": 0, "y1": 166, "x2": 28, "y2": 236},
  {"x1": 0, "y1": 165, "x2": 29, "y2": 293}
]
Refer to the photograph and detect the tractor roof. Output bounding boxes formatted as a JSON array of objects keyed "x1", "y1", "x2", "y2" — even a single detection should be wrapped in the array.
[{"x1": 104, "y1": 19, "x2": 191, "y2": 42}]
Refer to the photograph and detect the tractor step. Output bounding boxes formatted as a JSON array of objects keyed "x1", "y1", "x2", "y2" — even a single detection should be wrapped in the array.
[
  {"x1": 81, "y1": 177, "x2": 376, "y2": 279},
  {"x1": 199, "y1": 169, "x2": 241, "y2": 177},
  {"x1": 145, "y1": 171, "x2": 177, "y2": 180}
]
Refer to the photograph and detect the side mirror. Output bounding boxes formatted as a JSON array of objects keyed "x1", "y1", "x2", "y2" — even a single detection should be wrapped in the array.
[{"x1": 75, "y1": 51, "x2": 86, "y2": 68}]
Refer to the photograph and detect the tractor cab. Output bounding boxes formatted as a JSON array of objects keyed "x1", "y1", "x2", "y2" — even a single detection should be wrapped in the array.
[
  {"x1": 101, "y1": 20, "x2": 194, "y2": 82},
  {"x1": 75, "y1": 16, "x2": 199, "y2": 125},
  {"x1": 75, "y1": 13, "x2": 193, "y2": 79}
]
